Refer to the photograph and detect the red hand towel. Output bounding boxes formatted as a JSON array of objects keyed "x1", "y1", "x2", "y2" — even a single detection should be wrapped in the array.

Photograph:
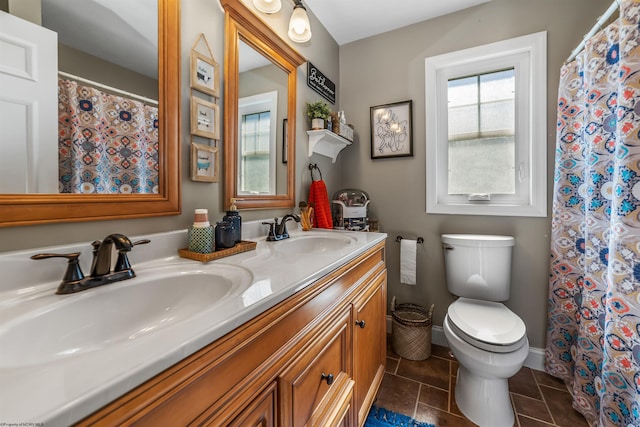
[{"x1": 308, "y1": 179, "x2": 333, "y2": 229}]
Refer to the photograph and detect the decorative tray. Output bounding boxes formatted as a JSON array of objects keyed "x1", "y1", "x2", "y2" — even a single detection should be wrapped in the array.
[{"x1": 178, "y1": 240, "x2": 257, "y2": 263}]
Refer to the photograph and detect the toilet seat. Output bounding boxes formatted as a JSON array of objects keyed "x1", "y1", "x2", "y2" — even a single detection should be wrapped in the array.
[{"x1": 447, "y1": 298, "x2": 526, "y2": 353}]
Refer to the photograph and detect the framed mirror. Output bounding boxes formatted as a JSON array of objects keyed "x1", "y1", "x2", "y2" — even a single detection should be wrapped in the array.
[
  {"x1": 0, "y1": 0, "x2": 180, "y2": 227},
  {"x1": 222, "y1": 0, "x2": 305, "y2": 210}
]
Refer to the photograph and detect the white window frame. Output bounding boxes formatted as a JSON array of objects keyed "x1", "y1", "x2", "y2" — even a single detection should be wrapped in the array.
[
  {"x1": 425, "y1": 31, "x2": 547, "y2": 217},
  {"x1": 238, "y1": 90, "x2": 278, "y2": 195}
]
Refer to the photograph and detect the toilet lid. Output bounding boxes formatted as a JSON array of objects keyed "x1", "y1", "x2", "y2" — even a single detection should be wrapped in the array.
[{"x1": 448, "y1": 298, "x2": 526, "y2": 352}]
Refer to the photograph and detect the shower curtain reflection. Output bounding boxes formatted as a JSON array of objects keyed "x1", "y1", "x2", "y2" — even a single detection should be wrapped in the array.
[
  {"x1": 546, "y1": 1, "x2": 640, "y2": 426},
  {"x1": 57, "y1": 79, "x2": 159, "y2": 194}
]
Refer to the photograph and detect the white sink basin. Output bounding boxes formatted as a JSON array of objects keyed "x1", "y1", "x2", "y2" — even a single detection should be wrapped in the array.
[
  {"x1": 0, "y1": 263, "x2": 252, "y2": 368},
  {"x1": 274, "y1": 233, "x2": 356, "y2": 255}
]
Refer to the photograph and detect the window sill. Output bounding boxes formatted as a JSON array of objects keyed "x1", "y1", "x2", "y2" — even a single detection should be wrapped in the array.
[{"x1": 426, "y1": 201, "x2": 547, "y2": 217}]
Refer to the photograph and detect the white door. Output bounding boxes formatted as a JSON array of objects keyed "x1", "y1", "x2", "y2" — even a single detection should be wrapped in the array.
[{"x1": 0, "y1": 10, "x2": 58, "y2": 193}]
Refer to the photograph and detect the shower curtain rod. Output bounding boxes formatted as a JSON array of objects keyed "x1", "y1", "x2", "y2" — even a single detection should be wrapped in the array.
[
  {"x1": 58, "y1": 71, "x2": 159, "y2": 106},
  {"x1": 567, "y1": 0, "x2": 620, "y2": 62}
]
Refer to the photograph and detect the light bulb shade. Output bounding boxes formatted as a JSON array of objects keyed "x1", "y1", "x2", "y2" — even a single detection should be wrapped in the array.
[
  {"x1": 253, "y1": 0, "x2": 281, "y2": 14},
  {"x1": 288, "y1": 5, "x2": 311, "y2": 43}
]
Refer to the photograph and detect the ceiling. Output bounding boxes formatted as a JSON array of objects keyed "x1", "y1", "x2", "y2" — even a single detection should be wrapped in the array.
[
  {"x1": 39, "y1": 0, "x2": 493, "y2": 79},
  {"x1": 304, "y1": 0, "x2": 493, "y2": 45},
  {"x1": 41, "y1": 0, "x2": 157, "y2": 78}
]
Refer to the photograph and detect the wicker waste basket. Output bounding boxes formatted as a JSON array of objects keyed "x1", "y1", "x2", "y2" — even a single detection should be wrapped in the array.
[{"x1": 391, "y1": 296, "x2": 435, "y2": 361}]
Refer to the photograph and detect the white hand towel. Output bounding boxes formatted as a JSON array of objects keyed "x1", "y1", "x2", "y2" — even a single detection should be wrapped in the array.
[{"x1": 400, "y1": 239, "x2": 417, "y2": 285}]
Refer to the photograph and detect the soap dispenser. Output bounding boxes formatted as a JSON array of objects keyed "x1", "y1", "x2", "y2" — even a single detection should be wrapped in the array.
[{"x1": 223, "y1": 198, "x2": 242, "y2": 243}]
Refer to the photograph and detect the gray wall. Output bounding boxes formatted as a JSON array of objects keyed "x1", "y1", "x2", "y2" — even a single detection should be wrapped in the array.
[
  {"x1": 0, "y1": 0, "x2": 341, "y2": 252},
  {"x1": 336, "y1": 0, "x2": 607, "y2": 348},
  {"x1": 59, "y1": 44, "x2": 158, "y2": 99}
]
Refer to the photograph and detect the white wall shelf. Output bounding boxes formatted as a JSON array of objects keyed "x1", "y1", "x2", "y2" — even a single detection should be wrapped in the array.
[{"x1": 307, "y1": 129, "x2": 352, "y2": 163}]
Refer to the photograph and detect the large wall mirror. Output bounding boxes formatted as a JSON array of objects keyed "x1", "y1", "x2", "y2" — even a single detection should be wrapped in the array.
[
  {"x1": 222, "y1": 0, "x2": 305, "y2": 210},
  {"x1": 0, "y1": 0, "x2": 180, "y2": 226}
]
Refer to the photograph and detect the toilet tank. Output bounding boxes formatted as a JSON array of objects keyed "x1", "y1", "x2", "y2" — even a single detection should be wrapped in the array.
[{"x1": 441, "y1": 234, "x2": 515, "y2": 301}]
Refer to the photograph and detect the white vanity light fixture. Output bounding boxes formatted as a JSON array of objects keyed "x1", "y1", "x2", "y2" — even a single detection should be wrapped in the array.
[
  {"x1": 288, "y1": 0, "x2": 312, "y2": 43},
  {"x1": 253, "y1": 0, "x2": 281, "y2": 14}
]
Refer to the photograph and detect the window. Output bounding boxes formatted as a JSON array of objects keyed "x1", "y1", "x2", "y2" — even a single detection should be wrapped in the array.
[
  {"x1": 425, "y1": 32, "x2": 547, "y2": 216},
  {"x1": 238, "y1": 91, "x2": 277, "y2": 195}
]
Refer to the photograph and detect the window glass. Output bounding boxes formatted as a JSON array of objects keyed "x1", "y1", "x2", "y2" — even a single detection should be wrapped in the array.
[
  {"x1": 447, "y1": 69, "x2": 515, "y2": 195},
  {"x1": 240, "y1": 111, "x2": 271, "y2": 194},
  {"x1": 237, "y1": 90, "x2": 277, "y2": 195}
]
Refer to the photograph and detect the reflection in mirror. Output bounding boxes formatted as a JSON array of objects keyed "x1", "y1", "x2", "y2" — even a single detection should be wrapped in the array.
[
  {"x1": 238, "y1": 40, "x2": 288, "y2": 196},
  {"x1": 0, "y1": 0, "x2": 158, "y2": 195},
  {"x1": 222, "y1": 0, "x2": 305, "y2": 210},
  {"x1": 238, "y1": 90, "x2": 278, "y2": 195},
  {"x1": 0, "y1": 0, "x2": 180, "y2": 226}
]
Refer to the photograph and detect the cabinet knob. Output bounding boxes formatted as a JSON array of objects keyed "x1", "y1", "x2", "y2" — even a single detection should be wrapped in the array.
[
  {"x1": 355, "y1": 319, "x2": 366, "y2": 328},
  {"x1": 321, "y1": 373, "x2": 334, "y2": 385}
]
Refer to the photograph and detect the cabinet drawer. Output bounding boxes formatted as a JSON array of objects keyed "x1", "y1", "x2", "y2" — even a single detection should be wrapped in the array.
[{"x1": 279, "y1": 308, "x2": 352, "y2": 427}]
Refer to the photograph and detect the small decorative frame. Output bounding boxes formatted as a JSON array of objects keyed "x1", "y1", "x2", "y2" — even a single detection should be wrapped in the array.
[
  {"x1": 190, "y1": 34, "x2": 220, "y2": 97},
  {"x1": 191, "y1": 97, "x2": 220, "y2": 139},
  {"x1": 370, "y1": 100, "x2": 413, "y2": 159},
  {"x1": 282, "y1": 118, "x2": 288, "y2": 164},
  {"x1": 191, "y1": 142, "x2": 218, "y2": 182}
]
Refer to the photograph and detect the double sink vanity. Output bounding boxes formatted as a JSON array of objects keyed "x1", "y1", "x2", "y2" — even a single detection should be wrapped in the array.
[
  {"x1": 0, "y1": 0, "x2": 386, "y2": 424},
  {"x1": 0, "y1": 223, "x2": 387, "y2": 426}
]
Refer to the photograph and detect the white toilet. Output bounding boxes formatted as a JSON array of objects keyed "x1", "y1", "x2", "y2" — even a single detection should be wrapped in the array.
[{"x1": 441, "y1": 234, "x2": 529, "y2": 427}]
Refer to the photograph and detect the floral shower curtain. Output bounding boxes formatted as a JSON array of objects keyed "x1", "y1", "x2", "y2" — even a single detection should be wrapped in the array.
[
  {"x1": 58, "y1": 79, "x2": 159, "y2": 194},
  {"x1": 546, "y1": 1, "x2": 640, "y2": 426}
]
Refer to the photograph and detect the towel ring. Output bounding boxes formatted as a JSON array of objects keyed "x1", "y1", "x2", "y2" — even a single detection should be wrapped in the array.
[{"x1": 309, "y1": 163, "x2": 323, "y2": 181}]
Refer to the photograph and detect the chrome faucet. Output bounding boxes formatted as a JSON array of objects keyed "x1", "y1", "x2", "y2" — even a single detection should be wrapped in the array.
[
  {"x1": 262, "y1": 214, "x2": 301, "y2": 241},
  {"x1": 31, "y1": 234, "x2": 150, "y2": 294}
]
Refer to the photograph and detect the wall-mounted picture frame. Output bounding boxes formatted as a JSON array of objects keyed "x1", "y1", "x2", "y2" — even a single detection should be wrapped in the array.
[
  {"x1": 282, "y1": 118, "x2": 288, "y2": 164},
  {"x1": 370, "y1": 100, "x2": 413, "y2": 159},
  {"x1": 190, "y1": 34, "x2": 220, "y2": 97},
  {"x1": 191, "y1": 97, "x2": 220, "y2": 139},
  {"x1": 191, "y1": 142, "x2": 218, "y2": 182}
]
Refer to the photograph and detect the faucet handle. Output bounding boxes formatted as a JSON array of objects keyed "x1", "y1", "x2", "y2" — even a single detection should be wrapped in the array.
[
  {"x1": 261, "y1": 221, "x2": 277, "y2": 241},
  {"x1": 114, "y1": 239, "x2": 151, "y2": 272},
  {"x1": 31, "y1": 252, "x2": 85, "y2": 286}
]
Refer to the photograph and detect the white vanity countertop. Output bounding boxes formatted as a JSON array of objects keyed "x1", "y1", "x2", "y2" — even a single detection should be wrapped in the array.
[{"x1": 0, "y1": 225, "x2": 386, "y2": 426}]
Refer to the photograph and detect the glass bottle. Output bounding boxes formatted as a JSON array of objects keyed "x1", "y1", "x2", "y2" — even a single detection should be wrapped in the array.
[{"x1": 215, "y1": 221, "x2": 235, "y2": 250}]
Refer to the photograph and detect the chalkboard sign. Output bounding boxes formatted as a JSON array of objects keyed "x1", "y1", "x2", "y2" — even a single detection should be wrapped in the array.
[{"x1": 307, "y1": 62, "x2": 335, "y2": 104}]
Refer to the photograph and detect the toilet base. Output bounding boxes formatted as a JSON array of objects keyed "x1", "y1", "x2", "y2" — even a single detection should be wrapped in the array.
[{"x1": 455, "y1": 365, "x2": 514, "y2": 427}]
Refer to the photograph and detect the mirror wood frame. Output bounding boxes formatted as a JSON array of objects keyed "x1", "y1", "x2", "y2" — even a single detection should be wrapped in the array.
[
  {"x1": 222, "y1": 0, "x2": 305, "y2": 210},
  {"x1": 0, "y1": 0, "x2": 181, "y2": 227}
]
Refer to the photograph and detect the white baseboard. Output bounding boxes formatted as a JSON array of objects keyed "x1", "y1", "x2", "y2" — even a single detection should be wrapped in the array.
[
  {"x1": 386, "y1": 315, "x2": 545, "y2": 371},
  {"x1": 524, "y1": 347, "x2": 545, "y2": 371}
]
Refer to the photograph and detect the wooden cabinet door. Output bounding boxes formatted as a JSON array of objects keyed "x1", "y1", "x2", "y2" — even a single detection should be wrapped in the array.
[
  {"x1": 352, "y1": 271, "x2": 387, "y2": 426},
  {"x1": 279, "y1": 308, "x2": 353, "y2": 427},
  {"x1": 223, "y1": 382, "x2": 277, "y2": 427}
]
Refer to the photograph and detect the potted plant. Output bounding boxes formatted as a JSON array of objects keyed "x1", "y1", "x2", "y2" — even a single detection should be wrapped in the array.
[{"x1": 306, "y1": 101, "x2": 331, "y2": 130}]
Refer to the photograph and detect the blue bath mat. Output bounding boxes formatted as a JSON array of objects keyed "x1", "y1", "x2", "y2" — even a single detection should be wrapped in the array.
[{"x1": 364, "y1": 405, "x2": 435, "y2": 427}]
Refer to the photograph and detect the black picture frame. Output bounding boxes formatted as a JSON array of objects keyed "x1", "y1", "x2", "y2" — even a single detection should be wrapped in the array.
[
  {"x1": 282, "y1": 118, "x2": 288, "y2": 164},
  {"x1": 370, "y1": 100, "x2": 413, "y2": 159}
]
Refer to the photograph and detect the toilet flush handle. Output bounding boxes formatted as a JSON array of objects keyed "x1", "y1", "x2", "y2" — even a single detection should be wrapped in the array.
[{"x1": 443, "y1": 243, "x2": 454, "y2": 251}]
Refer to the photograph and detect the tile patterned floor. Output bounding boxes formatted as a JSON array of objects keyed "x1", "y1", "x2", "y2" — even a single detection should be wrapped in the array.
[{"x1": 372, "y1": 338, "x2": 590, "y2": 427}]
